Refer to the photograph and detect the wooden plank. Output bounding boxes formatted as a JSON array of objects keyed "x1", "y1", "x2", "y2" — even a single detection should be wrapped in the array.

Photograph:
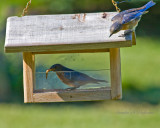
[
  {"x1": 23, "y1": 52, "x2": 35, "y2": 103},
  {"x1": 33, "y1": 48, "x2": 110, "y2": 54},
  {"x1": 110, "y1": 48, "x2": 122, "y2": 99},
  {"x1": 32, "y1": 87, "x2": 111, "y2": 102},
  {"x1": 5, "y1": 41, "x2": 131, "y2": 53},
  {"x1": 5, "y1": 12, "x2": 132, "y2": 53}
]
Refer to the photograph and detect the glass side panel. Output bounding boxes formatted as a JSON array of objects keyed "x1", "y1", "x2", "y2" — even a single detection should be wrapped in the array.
[{"x1": 34, "y1": 53, "x2": 110, "y2": 92}]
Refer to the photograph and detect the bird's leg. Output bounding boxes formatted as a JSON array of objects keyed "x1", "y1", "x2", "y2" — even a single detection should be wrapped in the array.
[
  {"x1": 119, "y1": 29, "x2": 133, "y2": 37},
  {"x1": 124, "y1": 29, "x2": 133, "y2": 35}
]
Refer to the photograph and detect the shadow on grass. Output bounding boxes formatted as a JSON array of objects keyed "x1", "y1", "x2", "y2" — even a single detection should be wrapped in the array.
[{"x1": 123, "y1": 84, "x2": 160, "y2": 105}]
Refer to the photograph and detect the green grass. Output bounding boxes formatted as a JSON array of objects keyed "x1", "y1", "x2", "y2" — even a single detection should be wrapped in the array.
[
  {"x1": 0, "y1": 102, "x2": 160, "y2": 128},
  {"x1": 121, "y1": 37, "x2": 160, "y2": 89}
]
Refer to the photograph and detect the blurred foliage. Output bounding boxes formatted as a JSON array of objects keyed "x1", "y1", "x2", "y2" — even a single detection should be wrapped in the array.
[{"x1": 0, "y1": 0, "x2": 160, "y2": 105}]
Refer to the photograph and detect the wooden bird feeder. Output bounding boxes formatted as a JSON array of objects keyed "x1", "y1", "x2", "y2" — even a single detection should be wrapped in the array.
[{"x1": 4, "y1": 12, "x2": 136, "y2": 103}]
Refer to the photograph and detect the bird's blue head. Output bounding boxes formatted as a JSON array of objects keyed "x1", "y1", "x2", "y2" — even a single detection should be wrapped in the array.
[
  {"x1": 46, "y1": 64, "x2": 69, "y2": 79},
  {"x1": 47, "y1": 64, "x2": 64, "y2": 72},
  {"x1": 109, "y1": 22, "x2": 122, "y2": 37}
]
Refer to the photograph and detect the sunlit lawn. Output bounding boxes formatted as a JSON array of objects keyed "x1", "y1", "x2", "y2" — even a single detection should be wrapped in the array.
[{"x1": 0, "y1": 102, "x2": 160, "y2": 128}]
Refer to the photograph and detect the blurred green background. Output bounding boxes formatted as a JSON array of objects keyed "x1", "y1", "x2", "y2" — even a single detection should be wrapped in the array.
[{"x1": 0, "y1": 0, "x2": 160, "y2": 128}]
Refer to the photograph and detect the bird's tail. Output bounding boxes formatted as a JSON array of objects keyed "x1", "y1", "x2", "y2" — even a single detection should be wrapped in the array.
[{"x1": 141, "y1": 0, "x2": 156, "y2": 12}]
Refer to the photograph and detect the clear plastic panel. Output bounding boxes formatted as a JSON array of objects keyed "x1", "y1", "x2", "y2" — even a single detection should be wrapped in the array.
[{"x1": 35, "y1": 53, "x2": 110, "y2": 92}]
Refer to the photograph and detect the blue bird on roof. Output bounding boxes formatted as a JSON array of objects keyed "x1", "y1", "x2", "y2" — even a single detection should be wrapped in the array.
[
  {"x1": 46, "y1": 64, "x2": 108, "y2": 90},
  {"x1": 109, "y1": 0, "x2": 156, "y2": 37}
]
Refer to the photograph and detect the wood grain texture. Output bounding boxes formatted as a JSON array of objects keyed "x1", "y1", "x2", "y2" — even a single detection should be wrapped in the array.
[
  {"x1": 5, "y1": 12, "x2": 132, "y2": 53},
  {"x1": 23, "y1": 52, "x2": 35, "y2": 103},
  {"x1": 110, "y1": 48, "x2": 122, "y2": 99},
  {"x1": 32, "y1": 87, "x2": 111, "y2": 102}
]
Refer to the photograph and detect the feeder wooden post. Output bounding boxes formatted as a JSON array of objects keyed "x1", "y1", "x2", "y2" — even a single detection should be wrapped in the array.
[
  {"x1": 132, "y1": 32, "x2": 136, "y2": 45},
  {"x1": 110, "y1": 48, "x2": 122, "y2": 99},
  {"x1": 23, "y1": 52, "x2": 35, "y2": 103}
]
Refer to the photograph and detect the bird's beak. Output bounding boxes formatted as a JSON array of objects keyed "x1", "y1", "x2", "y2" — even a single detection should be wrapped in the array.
[
  {"x1": 109, "y1": 33, "x2": 113, "y2": 37},
  {"x1": 46, "y1": 69, "x2": 54, "y2": 79}
]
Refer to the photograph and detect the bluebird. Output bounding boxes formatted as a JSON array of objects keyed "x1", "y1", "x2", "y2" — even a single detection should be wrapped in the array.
[
  {"x1": 109, "y1": 0, "x2": 156, "y2": 37},
  {"x1": 46, "y1": 64, "x2": 108, "y2": 90}
]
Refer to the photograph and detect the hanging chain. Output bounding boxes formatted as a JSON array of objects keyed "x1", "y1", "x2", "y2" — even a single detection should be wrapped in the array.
[
  {"x1": 21, "y1": 0, "x2": 32, "y2": 16},
  {"x1": 112, "y1": 0, "x2": 121, "y2": 12},
  {"x1": 21, "y1": 0, "x2": 120, "y2": 16}
]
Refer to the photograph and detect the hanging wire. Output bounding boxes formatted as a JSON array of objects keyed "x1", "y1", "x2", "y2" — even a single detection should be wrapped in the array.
[
  {"x1": 21, "y1": 0, "x2": 133, "y2": 16},
  {"x1": 112, "y1": 0, "x2": 132, "y2": 12},
  {"x1": 36, "y1": 69, "x2": 110, "y2": 74},
  {"x1": 112, "y1": 0, "x2": 121, "y2": 12},
  {"x1": 21, "y1": 0, "x2": 130, "y2": 15},
  {"x1": 21, "y1": 0, "x2": 32, "y2": 16}
]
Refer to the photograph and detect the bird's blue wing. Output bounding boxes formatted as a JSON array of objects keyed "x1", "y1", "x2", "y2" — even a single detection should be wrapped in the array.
[
  {"x1": 112, "y1": 1, "x2": 155, "y2": 23},
  {"x1": 63, "y1": 71, "x2": 86, "y2": 81},
  {"x1": 67, "y1": 71, "x2": 95, "y2": 83},
  {"x1": 122, "y1": 11, "x2": 144, "y2": 24},
  {"x1": 111, "y1": 7, "x2": 145, "y2": 22},
  {"x1": 63, "y1": 72, "x2": 72, "y2": 80},
  {"x1": 62, "y1": 70, "x2": 104, "y2": 86}
]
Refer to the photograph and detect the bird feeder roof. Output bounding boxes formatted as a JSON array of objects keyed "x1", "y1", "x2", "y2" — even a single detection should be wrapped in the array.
[{"x1": 4, "y1": 12, "x2": 134, "y2": 53}]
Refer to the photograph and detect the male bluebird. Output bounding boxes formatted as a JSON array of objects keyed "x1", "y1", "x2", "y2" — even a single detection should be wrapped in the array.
[
  {"x1": 109, "y1": 0, "x2": 156, "y2": 37},
  {"x1": 46, "y1": 64, "x2": 108, "y2": 90}
]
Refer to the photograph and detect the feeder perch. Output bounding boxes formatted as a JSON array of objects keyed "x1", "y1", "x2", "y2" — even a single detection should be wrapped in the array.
[{"x1": 4, "y1": 12, "x2": 136, "y2": 103}]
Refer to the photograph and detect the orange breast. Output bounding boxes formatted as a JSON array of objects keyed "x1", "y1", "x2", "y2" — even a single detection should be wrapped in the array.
[
  {"x1": 122, "y1": 19, "x2": 139, "y2": 30},
  {"x1": 56, "y1": 72, "x2": 75, "y2": 87}
]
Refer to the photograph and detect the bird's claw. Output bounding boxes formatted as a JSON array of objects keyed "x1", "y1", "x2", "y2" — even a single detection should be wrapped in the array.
[
  {"x1": 65, "y1": 88, "x2": 72, "y2": 91},
  {"x1": 119, "y1": 32, "x2": 132, "y2": 37},
  {"x1": 118, "y1": 34, "x2": 125, "y2": 37},
  {"x1": 65, "y1": 87, "x2": 77, "y2": 91}
]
